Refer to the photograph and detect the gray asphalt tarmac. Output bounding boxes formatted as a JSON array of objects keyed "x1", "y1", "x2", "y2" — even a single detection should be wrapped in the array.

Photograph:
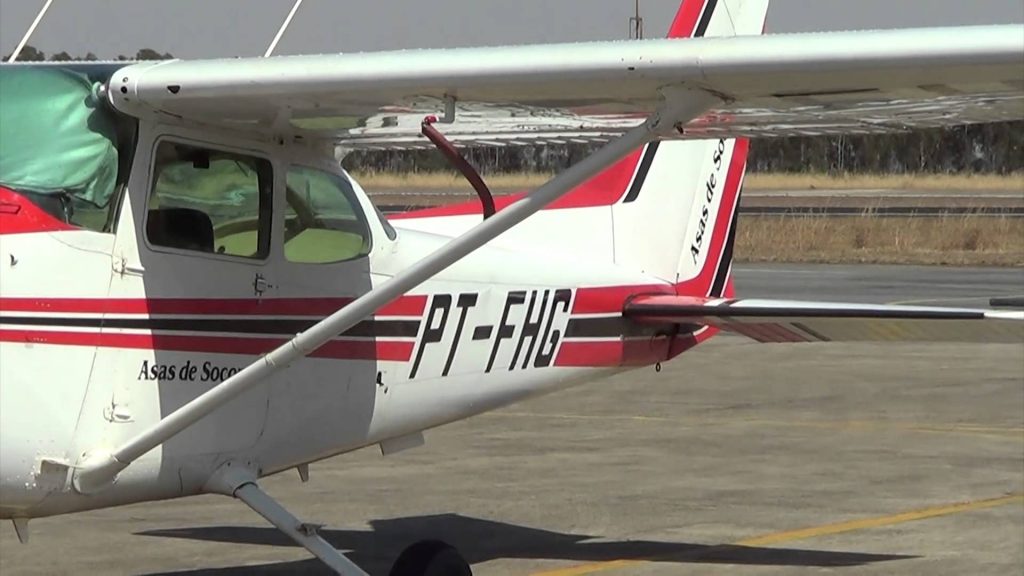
[
  {"x1": 733, "y1": 263, "x2": 1024, "y2": 306},
  {"x1": 1, "y1": 264, "x2": 1021, "y2": 576}
]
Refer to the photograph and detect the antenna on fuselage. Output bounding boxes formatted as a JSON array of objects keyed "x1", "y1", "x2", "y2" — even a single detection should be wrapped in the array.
[
  {"x1": 264, "y1": 0, "x2": 304, "y2": 57},
  {"x1": 629, "y1": 0, "x2": 644, "y2": 39},
  {"x1": 7, "y1": 0, "x2": 54, "y2": 62}
]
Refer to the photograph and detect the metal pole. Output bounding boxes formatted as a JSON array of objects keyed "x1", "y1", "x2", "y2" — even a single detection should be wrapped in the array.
[
  {"x1": 73, "y1": 92, "x2": 717, "y2": 493},
  {"x1": 7, "y1": 0, "x2": 54, "y2": 62},
  {"x1": 264, "y1": 0, "x2": 304, "y2": 57}
]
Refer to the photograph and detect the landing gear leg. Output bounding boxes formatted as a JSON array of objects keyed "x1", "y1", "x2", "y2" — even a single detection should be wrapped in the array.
[
  {"x1": 233, "y1": 483, "x2": 368, "y2": 575},
  {"x1": 206, "y1": 464, "x2": 369, "y2": 575},
  {"x1": 207, "y1": 463, "x2": 472, "y2": 575}
]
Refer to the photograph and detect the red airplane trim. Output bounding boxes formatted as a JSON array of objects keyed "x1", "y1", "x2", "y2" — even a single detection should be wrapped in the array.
[
  {"x1": 0, "y1": 329, "x2": 414, "y2": 361},
  {"x1": 0, "y1": 284, "x2": 677, "y2": 318},
  {"x1": 554, "y1": 333, "x2": 700, "y2": 367},
  {"x1": 572, "y1": 284, "x2": 675, "y2": 315},
  {"x1": 390, "y1": 148, "x2": 646, "y2": 220},
  {"x1": 0, "y1": 295, "x2": 428, "y2": 317},
  {"x1": 668, "y1": 0, "x2": 710, "y2": 39},
  {"x1": 0, "y1": 186, "x2": 78, "y2": 235}
]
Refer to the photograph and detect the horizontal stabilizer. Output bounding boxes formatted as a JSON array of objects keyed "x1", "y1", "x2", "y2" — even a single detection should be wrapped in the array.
[{"x1": 624, "y1": 296, "x2": 1024, "y2": 343}]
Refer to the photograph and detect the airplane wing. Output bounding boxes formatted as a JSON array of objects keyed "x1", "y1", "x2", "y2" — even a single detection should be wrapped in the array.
[
  {"x1": 105, "y1": 25, "x2": 1024, "y2": 149},
  {"x1": 624, "y1": 296, "x2": 1024, "y2": 343}
]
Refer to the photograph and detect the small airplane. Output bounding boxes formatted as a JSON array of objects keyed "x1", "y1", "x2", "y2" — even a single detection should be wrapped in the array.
[{"x1": 1, "y1": 0, "x2": 1022, "y2": 574}]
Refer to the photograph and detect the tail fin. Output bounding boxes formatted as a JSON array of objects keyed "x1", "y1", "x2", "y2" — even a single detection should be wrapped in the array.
[
  {"x1": 668, "y1": 0, "x2": 771, "y2": 39},
  {"x1": 392, "y1": 1, "x2": 769, "y2": 298},
  {"x1": 611, "y1": 0, "x2": 768, "y2": 297}
]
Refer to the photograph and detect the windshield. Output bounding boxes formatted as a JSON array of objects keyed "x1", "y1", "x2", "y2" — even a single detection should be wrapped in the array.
[
  {"x1": 0, "y1": 64, "x2": 131, "y2": 231},
  {"x1": 283, "y1": 165, "x2": 371, "y2": 263}
]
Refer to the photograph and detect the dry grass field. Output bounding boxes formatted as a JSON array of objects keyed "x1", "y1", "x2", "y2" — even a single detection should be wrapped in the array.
[
  {"x1": 353, "y1": 171, "x2": 1024, "y2": 192},
  {"x1": 736, "y1": 215, "x2": 1024, "y2": 266},
  {"x1": 355, "y1": 170, "x2": 1023, "y2": 266},
  {"x1": 353, "y1": 171, "x2": 552, "y2": 190},
  {"x1": 744, "y1": 172, "x2": 1024, "y2": 191}
]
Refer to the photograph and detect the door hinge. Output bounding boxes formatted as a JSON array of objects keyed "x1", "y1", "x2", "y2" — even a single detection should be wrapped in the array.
[
  {"x1": 113, "y1": 256, "x2": 145, "y2": 277},
  {"x1": 103, "y1": 401, "x2": 134, "y2": 423}
]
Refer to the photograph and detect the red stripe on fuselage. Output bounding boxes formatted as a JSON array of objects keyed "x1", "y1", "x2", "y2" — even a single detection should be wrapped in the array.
[
  {"x1": 668, "y1": 0, "x2": 709, "y2": 39},
  {"x1": 390, "y1": 148, "x2": 645, "y2": 220},
  {"x1": 0, "y1": 295, "x2": 427, "y2": 317},
  {"x1": 553, "y1": 329, "x2": 708, "y2": 368},
  {"x1": 0, "y1": 329, "x2": 414, "y2": 361},
  {"x1": 554, "y1": 339, "x2": 663, "y2": 367},
  {"x1": 572, "y1": 283, "x2": 674, "y2": 315}
]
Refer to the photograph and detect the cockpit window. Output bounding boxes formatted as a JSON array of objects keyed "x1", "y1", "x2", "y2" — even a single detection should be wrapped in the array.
[
  {"x1": 147, "y1": 141, "x2": 272, "y2": 259},
  {"x1": 0, "y1": 64, "x2": 132, "y2": 232},
  {"x1": 284, "y1": 166, "x2": 371, "y2": 263}
]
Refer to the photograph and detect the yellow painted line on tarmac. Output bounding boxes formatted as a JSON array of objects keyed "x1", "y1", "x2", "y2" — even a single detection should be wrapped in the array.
[
  {"x1": 529, "y1": 493, "x2": 1024, "y2": 576},
  {"x1": 734, "y1": 493, "x2": 1024, "y2": 547},
  {"x1": 532, "y1": 559, "x2": 640, "y2": 576}
]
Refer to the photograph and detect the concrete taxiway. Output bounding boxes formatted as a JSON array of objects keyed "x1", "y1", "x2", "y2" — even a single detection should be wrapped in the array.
[{"x1": 1, "y1": 264, "x2": 1021, "y2": 575}]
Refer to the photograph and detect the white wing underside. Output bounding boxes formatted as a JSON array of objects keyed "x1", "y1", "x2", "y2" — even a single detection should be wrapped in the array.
[{"x1": 106, "y1": 26, "x2": 1024, "y2": 149}]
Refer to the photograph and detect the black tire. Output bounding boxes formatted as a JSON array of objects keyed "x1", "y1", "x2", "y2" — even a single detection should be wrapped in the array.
[{"x1": 389, "y1": 540, "x2": 472, "y2": 576}]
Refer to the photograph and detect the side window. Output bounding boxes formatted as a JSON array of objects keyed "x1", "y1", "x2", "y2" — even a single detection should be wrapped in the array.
[
  {"x1": 283, "y1": 166, "x2": 371, "y2": 263},
  {"x1": 147, "y1": 141, "x2": 272, "y2": 259}
]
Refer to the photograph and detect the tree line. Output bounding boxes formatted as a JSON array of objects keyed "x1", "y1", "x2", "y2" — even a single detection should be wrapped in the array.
[
  {"x1": 8, "y1": 46, "x2": 1020, "y2": 175},
  {"x1": 3, "y1": 45, "x2": 173, "y2": 62},
  {"x1": 345, "y1": 122, "x2": 1023, "y2": 175}
]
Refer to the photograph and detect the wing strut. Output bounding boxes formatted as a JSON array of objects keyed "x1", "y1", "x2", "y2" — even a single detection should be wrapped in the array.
[
  {"x1": 264, "y1": 0, "x2": 304, "y2": 57},
  {"x1": 7, "y1": 0, "x2": 54, "y2": 62},
  {"x1": 71, "y1": 89, "x2": 720, "y2": 494}
]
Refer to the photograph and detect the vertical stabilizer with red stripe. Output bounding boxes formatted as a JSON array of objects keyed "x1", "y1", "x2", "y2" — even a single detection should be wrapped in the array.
[
  {"x1": 610, "y1": 0, "x2": 768, "y2": 297},
  {"x1": 392, "y1": 0, "x2": 769, "y2": 301}
]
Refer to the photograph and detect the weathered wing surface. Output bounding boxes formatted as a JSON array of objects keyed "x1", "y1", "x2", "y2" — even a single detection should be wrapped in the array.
[
  {"x1": 624, "y1": 296, "x2": 1024, "y2": 343},
  {"x1": 106, "y1": 25, "x2": 1024, "y2": 148}
]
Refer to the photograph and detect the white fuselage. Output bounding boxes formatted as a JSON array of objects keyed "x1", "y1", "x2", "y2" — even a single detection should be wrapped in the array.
[{"x1": 0, "y1": 118, "x2": 684, "y2": 520}]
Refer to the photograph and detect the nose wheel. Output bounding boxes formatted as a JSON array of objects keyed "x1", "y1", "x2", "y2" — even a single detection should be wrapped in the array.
[{"x1": 389, "y1": 540, "x2": 472, "y2": 576}]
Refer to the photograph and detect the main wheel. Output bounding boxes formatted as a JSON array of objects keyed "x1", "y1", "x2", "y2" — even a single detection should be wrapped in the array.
[{"x1": 389, "y1": 540, "x2": 472, "y2": 576}]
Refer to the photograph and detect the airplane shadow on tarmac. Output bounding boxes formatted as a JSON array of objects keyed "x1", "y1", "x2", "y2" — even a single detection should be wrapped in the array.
[{"x1": 138, "y1": 513, "x2": 913, "y2": 575}]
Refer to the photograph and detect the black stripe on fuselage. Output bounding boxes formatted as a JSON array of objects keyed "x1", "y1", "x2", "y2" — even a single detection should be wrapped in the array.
[
  {"x1": 0, "y1": 316, "x2": 420, "y2": 338},
  {"x1": 709, "y1": 204, "x2": 739, "y2": 297},
  {"x1": 694, "y1": 0, "x2": 718, "y2": 38},
  {"x1": 566, "y1": 315, "x2": 702, "y2": 338},
  {"x1": 621, "y1": 141, "x2": 661, "y2": 204}
]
